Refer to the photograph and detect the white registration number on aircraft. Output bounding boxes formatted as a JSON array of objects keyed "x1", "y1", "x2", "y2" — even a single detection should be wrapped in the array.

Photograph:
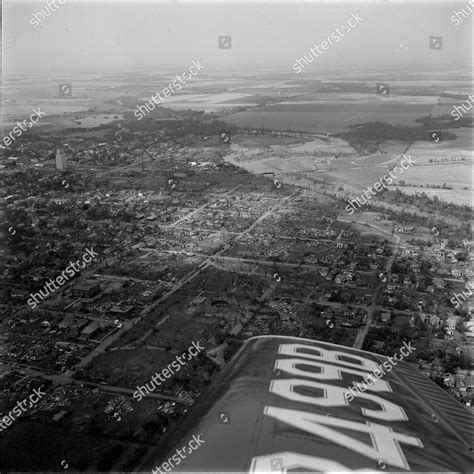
[{"x1": 249, "y1": 343, "x2": 423, "y2": 472}]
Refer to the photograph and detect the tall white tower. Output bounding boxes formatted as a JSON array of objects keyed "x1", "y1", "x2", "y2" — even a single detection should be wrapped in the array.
[{"x1": 56, "y1": 148, "x2": 67, "y2": 171}]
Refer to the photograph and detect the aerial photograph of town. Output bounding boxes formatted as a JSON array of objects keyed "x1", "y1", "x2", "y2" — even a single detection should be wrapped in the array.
[{"x1": 1, "y1": 0, "x2": 473, "y2": 472}]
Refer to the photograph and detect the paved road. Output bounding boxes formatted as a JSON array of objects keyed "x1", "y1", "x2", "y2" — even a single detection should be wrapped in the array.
[
  {"x1": 352, "y1": 222, "x2": 401, "y2": 349},
  {"x1": 164, "y1": 185, "x2": 242, "y2": 229},
  {"x1": 42, "y1": 187, "x2": 243, "y2": 371},
  {"x1": 88, "y1": 191, "x2": 299, "y2": 357},
  {"x1": 143, "y1": 249, "x2": 377, "y2": 280},
  {"x1": 73, "y1": 320, "x2": 136, "y2": 370}
]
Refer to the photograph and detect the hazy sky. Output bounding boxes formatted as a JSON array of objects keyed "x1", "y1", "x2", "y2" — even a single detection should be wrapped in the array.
[{"x1": 3, "y1": 1, "x2": 472, "y2": 75}]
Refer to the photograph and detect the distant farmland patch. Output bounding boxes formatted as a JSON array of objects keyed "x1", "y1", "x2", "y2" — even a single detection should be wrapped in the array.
[
  {"x1": 224, "y1": 98, "x2": 436, "y2": 133},
  {"x1": 231, "y1": 134, "x2": 304, "y2": 148}
]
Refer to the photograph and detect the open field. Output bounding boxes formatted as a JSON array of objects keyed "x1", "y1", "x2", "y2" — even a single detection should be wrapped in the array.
[
  {"x1": 223, "y1": 94, "x2": 439, "y2": 132},
  {"x1": 391, "y1": 185, "x2": 473, "y2": 207},
  {"x1": 231, "y1": 135, "x2": 303, "y2": 147},
  {"x1": 408, "y1": 128, "x2": 473, "y2": 161},
  {"x1": 224, "y1": 129, "x2": 473, "y2": 206}
]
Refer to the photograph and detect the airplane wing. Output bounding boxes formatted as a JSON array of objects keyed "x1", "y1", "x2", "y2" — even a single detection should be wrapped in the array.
[{"x1": 138, "y1": 335, "x2": 473, "y2": 473}]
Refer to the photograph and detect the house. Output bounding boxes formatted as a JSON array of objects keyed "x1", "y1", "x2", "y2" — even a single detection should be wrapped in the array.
[
  {"x1": 443, "y1": 373, "x2": 456, "y2": 387},
  {"x1": 446, "y1": 254, "x2": 457, "y2": 264},
  {"x1": 373, "y1": 341, "x2": 384, "y2": 351},
  {"x1": 81, "y1": 321, "x2": 102, "y2": 339},
  {"x1": 110, "y1": 305, "x2": 134, "y2": 315},
  {"x1": 455, "y1": 377, "x2": 467, "y2": 392},
  {"x1": 58, "y1": 315, "x2": 75, "y2": 329},
  {"x1": 446, "y1": 315, "x2": 461, "y2": 330},
  {"x1": 394, "y1": 225, "x2": 414, "y2": 233},
  {"x1": 229, "y1": 322, "x2": 242, "y2": 336},
  {"x1": 335, "y1": 232, "x2": 347, "y2": 249},
  {"x1": 465, "y1": 319, "x2": 474, "y2": 337},
  {"x1": 429, "y1": 315, "x2": 441, "y2": 326},
  {"x1": 465, "y1": 374, "x2": 474, "y2": 392},
  {"x1": 53, "y1": 410, "x2": 68, "y2": 422}
]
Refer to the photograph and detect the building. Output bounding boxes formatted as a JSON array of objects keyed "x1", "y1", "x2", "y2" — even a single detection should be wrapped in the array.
[
  {"x1": 335, "y1": 232, "x2": 348, "y2": 249},
  {"x1": 56, "y1": 148, "x2": 67, "y2": 171},
  {"x1": 429, "y1": 314, "x2": 441, "y2": 327},
  {"x1": 10, "y1": 288, "x2": 30, "y2": 300},
  {"x1": 58, "y1": 315, "x2": 75, "y2": 329},
  {"x1": 446, "y1": 315, "x2": 462, "y2": 331},
  {"x1": 81, "y1": 321, "x2": 102, "y2": 339},
  {"x1": 71, "y1": 280, "x2": 100, "y2": 298}
]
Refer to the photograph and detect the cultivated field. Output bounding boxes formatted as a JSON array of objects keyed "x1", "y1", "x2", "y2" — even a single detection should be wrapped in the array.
[{"x1": 223, "y1": 93, "x2": 438, "y2": 132}]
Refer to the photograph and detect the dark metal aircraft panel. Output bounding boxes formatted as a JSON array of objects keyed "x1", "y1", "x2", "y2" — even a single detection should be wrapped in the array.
[{"x1": 141, "y1": 336, "x2": 473, "y2": 473}]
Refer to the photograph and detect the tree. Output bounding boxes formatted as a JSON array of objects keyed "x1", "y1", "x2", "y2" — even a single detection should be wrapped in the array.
[{"x1": 455, "y1": 320, "x2": 466, "y2": 334}]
